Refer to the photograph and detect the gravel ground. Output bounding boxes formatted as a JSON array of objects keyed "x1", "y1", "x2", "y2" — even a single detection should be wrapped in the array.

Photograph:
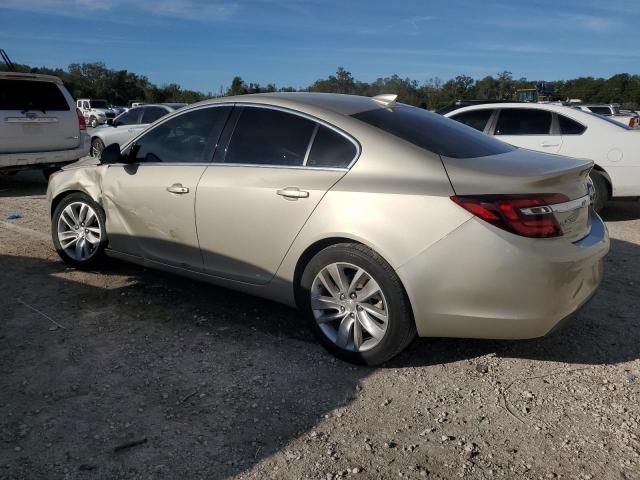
[{"x1": 1, "y1": 171, "x2": 639, "y2": 480}]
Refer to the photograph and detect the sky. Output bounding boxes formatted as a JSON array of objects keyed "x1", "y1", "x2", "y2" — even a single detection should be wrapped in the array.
[{"x1": 0, "y1": 0, "x2": 638, "y2": 93}]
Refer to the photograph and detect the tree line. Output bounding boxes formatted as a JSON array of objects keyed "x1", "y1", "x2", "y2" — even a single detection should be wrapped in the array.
[{"x1": 3, "y1": 62, "x2": 640, "y2": 109}]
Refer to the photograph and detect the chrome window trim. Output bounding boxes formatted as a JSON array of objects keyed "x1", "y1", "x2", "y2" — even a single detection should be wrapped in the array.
[
  {"x1": 119, "y1": 101, "x2": 362, "y2": 170},
  {"x1": 119, "y1": 162, "x2": 348, "y2": 172},
  {"x1": 227, "y1": 102, "x2": 362, "y2": 169}
]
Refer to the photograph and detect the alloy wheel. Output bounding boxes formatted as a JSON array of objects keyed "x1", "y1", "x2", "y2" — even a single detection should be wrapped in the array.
[
  {"x1": 310, "y1": 262, "x2": 389, "y2": 352},
  {"x1": 56, "y1": 201, "x2": 102, "y2": 262}
]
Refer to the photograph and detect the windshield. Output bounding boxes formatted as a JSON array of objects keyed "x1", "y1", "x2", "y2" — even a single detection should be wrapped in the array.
[
  {"x1": 351, "y1": 104, "x2": 515, "y2": 159},
  {"x1": 91, "y1": 100, "x2": 109, "y2": 109}
]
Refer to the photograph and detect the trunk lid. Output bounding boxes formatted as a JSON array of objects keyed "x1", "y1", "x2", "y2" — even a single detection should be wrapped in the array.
[
  {"x1": 0, "y1": 76, "x2": 80, "y2": 154},
  {"x1": 442, "y1": 148, "x2": 594, "y2": 242}
]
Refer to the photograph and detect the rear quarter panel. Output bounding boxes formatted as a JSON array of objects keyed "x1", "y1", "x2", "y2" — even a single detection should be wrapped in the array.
[{"x1": 274, "y1": 132, "x2": 472, "y2": 292}]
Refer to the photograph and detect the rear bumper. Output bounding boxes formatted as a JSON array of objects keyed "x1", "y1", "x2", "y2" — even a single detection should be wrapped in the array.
[
  {"x1": 397, "y1": 211, "x2": 609, "y2": 339},
  {"x1": 0, "y1": 132, "x2": 90, "y2": 171}
]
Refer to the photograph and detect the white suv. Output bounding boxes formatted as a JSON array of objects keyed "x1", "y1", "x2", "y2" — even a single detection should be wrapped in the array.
[
  {"x1": 0, "y1": 72, "x2": 90, "y2": 176},
  {"x1": 76, "y1": 98, "x2": 117, "y2": 128}
]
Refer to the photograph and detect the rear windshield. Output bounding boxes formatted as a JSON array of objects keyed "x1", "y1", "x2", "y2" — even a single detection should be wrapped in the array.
[
  {"x1": 0, "y1": 79, "x2": 70, "y2": 111},
  {"x1": 588, "y1": 106, "x2": 613, "y2": 115},
  {"x1": 351, "y1": 104, "x2": 514, "y2": 158},
  {"x1": 584, "y1": 111, "x2": 632, "y2": 130}
]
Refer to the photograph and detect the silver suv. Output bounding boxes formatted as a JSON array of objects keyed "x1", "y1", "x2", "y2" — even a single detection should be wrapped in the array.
[{"x1": 0, "y1": 72, "x2": 90, "y2": 176}]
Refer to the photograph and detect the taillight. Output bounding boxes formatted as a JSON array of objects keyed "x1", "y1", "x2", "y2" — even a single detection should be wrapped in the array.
[
  {"x1": 451, "y1": 194, "x2": 569, "y2": 238},
  {"x1": 76, "y1": 108, "x2": 86, "y2": 130},
  {"x1": 630, "y1": 117, "x2": 636, "y2": 128}
]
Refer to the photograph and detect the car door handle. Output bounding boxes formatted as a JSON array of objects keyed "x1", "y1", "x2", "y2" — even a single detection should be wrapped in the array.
[
  {"x1": 277, "y1": 187, "x2": 309, "y2": 200},
  {"x1": 540, "y1": 142, "x2": 560, "y2": 147},
  {"x1": 166, "y1": 183, "x2": 189, "y2": 194}
]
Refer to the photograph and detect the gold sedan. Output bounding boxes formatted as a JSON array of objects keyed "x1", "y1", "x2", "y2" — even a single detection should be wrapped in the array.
[{"x1": 47, "y1": 93, "x2": 609, "y2": 365}]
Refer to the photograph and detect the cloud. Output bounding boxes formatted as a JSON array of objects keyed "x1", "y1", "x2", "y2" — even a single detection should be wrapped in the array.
[
  {"x1": 559, "y1": 13, "x2": 615, "y2": 32},
  {"x1": 472, "y1": 42, "x2": 640, "y2": 58},
  {"x1": 0, "y1": 0, "x2": 239, "y2": 21}
]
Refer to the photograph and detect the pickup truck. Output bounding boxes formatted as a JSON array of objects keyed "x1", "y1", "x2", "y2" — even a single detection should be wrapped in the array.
[{"x1": 573, "y1": 104, "x2": 640, "y2": 129}]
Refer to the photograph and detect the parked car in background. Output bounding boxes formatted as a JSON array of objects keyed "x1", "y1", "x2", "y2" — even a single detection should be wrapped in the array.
[
  {"x1": 76, "y1": 99, "x2": 117, "y2": 128},
  {"x1": 1, "y1": 72, "x2": 89, "y2": 177},
  {"x1": 110, "y1": 105, "x2": 128, "y2": 116},
  {"x1": 47, "y1": 93, "x2": 608, "y2": 364},
  {"x1": 445, "y1": 102, "x2": 640, "y2": 210},
  {"x1": 573, "y1": 104, "x2": 639, "y2": 129},
  {"x1": 88, "y1": 103, "x2": 186, "y2": 156}
]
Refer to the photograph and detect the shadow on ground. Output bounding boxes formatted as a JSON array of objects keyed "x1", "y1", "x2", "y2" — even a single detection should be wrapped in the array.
[
  {"x1": 1, "y1": 231, "x2": 639, "y2": 478},
  {"x1": 0, "y1": 170, "x2": 47, "y2": 198}
]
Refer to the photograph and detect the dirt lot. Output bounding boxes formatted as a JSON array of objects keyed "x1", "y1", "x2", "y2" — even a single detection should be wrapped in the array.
[{"x1": 1, "y1": 171, "x2": 639, "y2": 480}]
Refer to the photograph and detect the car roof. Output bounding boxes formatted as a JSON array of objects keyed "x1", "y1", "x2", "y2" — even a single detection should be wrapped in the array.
[
  {"x1": 0, "y1": 71, "x2": 63, "y2": 84},
  {"x1": 445, "y1": 102, "x2": 630, "y2": 131},
  {"x1": 131, "y1": 103, "x2": 185, "y2": 110},
  {"x1": 444, "y1": 102, "x2": 595, "y2": 117},
  {"x1": 194, "y1": 92, "x2": 387, "y2": 116},
  {"x1": 160, "y1": 103, "x2": 187, "y2": 109}
]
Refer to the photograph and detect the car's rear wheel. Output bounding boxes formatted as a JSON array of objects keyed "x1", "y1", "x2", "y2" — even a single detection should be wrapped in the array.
[
  {"x1": 589, "y1": 171, "x2": 609, "y2": 213},
  {"x1": 52, "y1": 193, "x2": 107, "y2": 269},
  {"x1": 91, "y1": 137, "x2": 105, "y2": 157},
  {"x1": 300, "y1": 243, "x2": 416, "y2": 365}
]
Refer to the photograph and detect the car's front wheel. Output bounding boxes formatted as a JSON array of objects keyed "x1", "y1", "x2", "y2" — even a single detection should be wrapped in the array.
[
  {"x1": 52, "y1": 193, "x2": 107, "y2": 269},
  {"x1": 300, "y1": 243, "x2": 416, "y2": 365},
  {"x1": 89, "y1": 116, "x2": 98, "y2": 128}
]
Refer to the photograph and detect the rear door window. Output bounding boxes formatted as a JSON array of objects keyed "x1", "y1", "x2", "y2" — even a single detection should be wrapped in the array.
[
  {"x1": 0, "y1": 79, "x2": 70, "y2": 111},
  {"x1": 449, "y1": 109, "x2": 493, "y2": 132},
  {"x1": 558, "y1": 115, "x2": 586, "y2": 135},
  {"x1": 351, "y1": 104, "x2": 514, "y2": 159},
  {"x1": 306, "y1": 125, "x2": 357, "y2": 168},
  {"x1": 141, "y1": 106, "x2": 169, "y2": 124},
  {"x1": 494, "y1": 109, "x2": 552, "y2": 135},
  {"x1": 225, "y1": 107, "x2": 316, "y2": 166}
]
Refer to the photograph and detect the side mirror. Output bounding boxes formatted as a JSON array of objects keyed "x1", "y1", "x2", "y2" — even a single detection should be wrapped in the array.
[
  {"x1": 106, "y1": 119, "x2": 114, "y2": 126},
  {"x1": 99, "y1": 143, "x2": 124, "y2": 164}
]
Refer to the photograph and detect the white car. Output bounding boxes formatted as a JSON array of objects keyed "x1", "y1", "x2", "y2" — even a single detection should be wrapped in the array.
[
  {"x1": 1, "y1": 72, "x2": 89, "y2": 176},
  {"x1": 89, "y1": 103, "x2": 185, "y2": 156},
  {"x1": 445, "y1": 103, "x2": 640, "y2": 210}
]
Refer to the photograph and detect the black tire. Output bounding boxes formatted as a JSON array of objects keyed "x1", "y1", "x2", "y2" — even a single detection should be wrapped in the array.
[
  {"x1": 52, "y1": 192, "x2": 107, "y2": 269},
  {"x1": 299, "y1": 243, "x2": 416, "y2": 365},
  {"x1": 589, "y1": 171, "x2": 609, "y2": 213},
  {"x1": 89, "y1": 116, "x2": 98, "y2": 128},
  {"x1": 91, "y1": 137, "x2": 105, "y2": 157}
]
